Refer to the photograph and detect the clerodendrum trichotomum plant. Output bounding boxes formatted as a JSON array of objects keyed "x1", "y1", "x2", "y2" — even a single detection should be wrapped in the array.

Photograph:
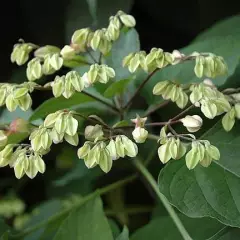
[{"x1": 1, "y1": 9, "x2": 240, "y2": 240}]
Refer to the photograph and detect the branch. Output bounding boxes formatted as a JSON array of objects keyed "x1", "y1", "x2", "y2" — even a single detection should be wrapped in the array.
[{"x1": 123, "y1": 68, "x2": 159, "y2": 110}]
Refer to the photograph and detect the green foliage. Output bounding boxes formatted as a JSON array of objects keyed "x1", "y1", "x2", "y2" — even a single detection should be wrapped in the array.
[{"x1": 1, "y1": 6, "x2": 240, "y2": 240}]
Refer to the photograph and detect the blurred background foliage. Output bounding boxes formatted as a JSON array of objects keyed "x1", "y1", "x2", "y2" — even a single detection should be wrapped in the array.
[{"x1": 0, "y1": 0, "x2": 240, "y2": 239}]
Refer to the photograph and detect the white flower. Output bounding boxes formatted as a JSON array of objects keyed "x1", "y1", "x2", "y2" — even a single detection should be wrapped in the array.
[
  {"x1": 180, "y1": 115, "x2": 203, "y2": 133},
  {"x1": 132, "y1": 127, "x2": 148, "y2": 143}
]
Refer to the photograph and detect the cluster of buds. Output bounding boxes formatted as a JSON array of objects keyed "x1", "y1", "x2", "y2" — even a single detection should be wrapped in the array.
[
  {"x1": 30, "y1": 110, "x2": 79, "y2": 153},
  {"x1": 123, "y1": 49, "x2": 174, "y2": 73},
  {"x1": 51, "y1": 71, "x2": 84, "y2": 99},
  {"x1": 158, "y1": 127, "x2": 186, "y2": 163},
  {"x1": 153, "y1": 81, "x2": 188, "y2": 109},
  {"x1": 190, "y1": 80, "x2": 231, "y2": 119},
  {"x1": 51, "y1": 64, "x2": 115, "y2": 99},
  {"x1": 131, "y1": 115, "x2": 148, "y2": 143},
  {"x1": 185, "y1": 140, "x2": 220, "y2": 169},
  {"x1": 0, "y1": 144, "x2": 46, "y2": 179},
  {"x1": 27, "y1": 53, "x2": 63, "y2": 81},
  {"x1": 69, "y1": 11, "x2": 136, "y2": 56},
  {"x1": 194, "y1": 53, "x2": 228, "y2": 78},
  {"x1": 0, "y1": 197, "x2": 25, "y2": 218},
  {"x1": 78, "y1": 124, "x2": 138, "y2": 173},
  {"x1": 11, "y1": 40, "x2": 37, "y2": 66},
  {"x1": 0, "y1": 82, "x2": 37, "y2": 112},
  {"x1": 180, "y1": 115, "x2": 203, "y2": 132}
]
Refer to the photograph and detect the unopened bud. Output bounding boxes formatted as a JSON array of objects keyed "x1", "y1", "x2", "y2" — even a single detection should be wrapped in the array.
[
  {"x1": 180, "y1": 115, "x2": 203, "y2": 132},
  {"x1": 132, "y1": 127, "x2": 148, "y2": 143}
]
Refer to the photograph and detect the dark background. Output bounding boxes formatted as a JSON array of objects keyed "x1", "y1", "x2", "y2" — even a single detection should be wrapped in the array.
[{"x1": 1, "y1": 0, "x2": 240, "y2": 81}]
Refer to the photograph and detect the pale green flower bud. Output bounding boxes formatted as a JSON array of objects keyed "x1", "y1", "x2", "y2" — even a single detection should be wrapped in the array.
[
  {"x1": 26, "y1": 58, "x2": 43, "y2": 81},
  {"x1": 0, "y1": 131, "x2": 7, "y2": 147},
  {"x1": 222, "y1": 108, "x2": 235, "y2": 132},
  {"x1": 200, "y1": 99, "x2": 218, "y2": 119},
  {"x1": 65, "y1": 114, "x2": 78, "y2": 136},
  {"x1": 52, "y1": 76, "x2": 65, "y2": 98},
  {"x1": 65, "y1": 71, "x2": 84, "y2": 92},
  {"x1": 115, "y1": 136, "x2": 125, "y2": 158},
  {"x1": 180, "y1": 115, "x2": 203, "y2": 133},
  {"x1": 189, "y1": 85, "x2": 203, "y2": 105},
  {"x1": 44, "y1": 111, "x2": 61, "y2": 128},
  {"x1": 13, "y1": 88, "x2": 28, "y2": 99},
  {"x1": 77, "y1": 141, "x2": 92, "y2": 159},
  {"x1": 159, "y1": 126, "x2": 167, "y2": 144},
  {"x1": 60, "y1": 45, "x2": 75, "y2": 59},
  {"x1": 205, "y1": 144, "x2": 220, "y2": 160},
  {"x1": 121, "y1": 135, "x2": 138, "y2": 157},
  {"x1": 106, "y1": 23, "x2": 120, "y2": 41},
  {"x1": 106, "y1": 139, "x2": 118, "y2": 160},
  {"x1": 194, "y1": 56, "x2": 205, "y2": 78},
  {"x1": 172, "y1": 50, "x2": 185, "y2": 65},
  {"x1": 185, "y1": 142, "x2": 205, "y2": 170},
  {"x1": 98, "y1": 38, "x2": 112, "y2": 55},
  {"x1": 49, "y1": 53, "x2": 63, "y2": 71},
  {"x1": 42, "y1": 54, "x2": 56, "y2": 75},
  {"x1": 25, "y1": 155, "x2": 38, "y2": 179},
  {"x1": 34, "y1": 45, "x2": 60, "y2": 58},
  {"x1": 17, "y1": 93, "x2": 32, "y2": 111},
  {"x1": 153, "y1": 81, "x2": 170, "y2": 95},
  {"x1": 0, "y1": 144, "x2": 14, "y2": 167},
  {"x1": 98, "y1": 148, "x2": 112, "y2": 173},
  {"x1": 71, "y1": 28, "x2": 91, "y2": 51},
  {"x1": 176, "y1": 89, "x2": 188, "y2": 109},
  {"x1": 158, "y1": 141, "x2": 171, "y2": 163},
  {"x1": 62, "y1": 78, "x2": 75, "y2": 99},
  {"x1": 234, "y1": 103, "x2": 240, "y2": 119},
  {"x1": 11, "y1": 42, "x2": 36, "y2": 66},
  {"x1": 84, "y1": 124, "x2": 104, "y2": 141},
  {"x1": 119, "y1": 14, "x2": 136, "y2": 27},
  {"x1": 6, "y1": 94, "x2": 18, "y2": 112},
  {"x1": 122, "y1": 53, "x2": 135, "y2": 67},
  {"x1": 54, "y1": 113, "x2": 67, "y2": 134},
  {"x1": 90, "y1": 30, "x2": 102, "y2": 50},
  {"x1": 84, "y1": 147, "x2": 98, "y2": 169},
  {"x1": 64, "y1": 133, "x2": 79, "y2": 146},
  {"x1": 132, "y1": 127, "x2": 148, "y2": 143},
  {"x1": 50, "y1": 128, "x2": 64, "y2": 144}
]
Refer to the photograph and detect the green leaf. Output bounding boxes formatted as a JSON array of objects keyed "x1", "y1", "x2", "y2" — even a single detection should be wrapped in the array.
[
  {"x1": 0, "y1": 219, "x2": 10, "y2": 239},
  {"x1": 106, "y1": 29, "x2": 140, "y2": 80},
  {"x1": 113, "y1": 120, "x2": 130, "y2": 128},
  {"x1": 53, "y1": 197, "x2": 113, "y2": 240},
  {"x1": 104, "y1": 78, "x2": 132, "y2": 98},
  {"x1": 131, "y1": 214, "x2": 224, "y2": 240},
  {"x1": 193, "y1": 15, "x2": 240, "y2": 42},
  {"x1": 30, "y1": 93, "x2": 96, "y2": 121},
  {"x1": 159, "y1": 121, "x2": 240, "y2": 228},
  {"x1": 116, "y1": 226, "x2": 129, "y2": 240}
]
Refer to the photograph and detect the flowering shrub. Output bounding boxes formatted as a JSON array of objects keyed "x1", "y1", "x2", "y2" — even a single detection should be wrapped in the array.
[{"x1": 0, "y1": 9, "x2": 240, "y2": 240}]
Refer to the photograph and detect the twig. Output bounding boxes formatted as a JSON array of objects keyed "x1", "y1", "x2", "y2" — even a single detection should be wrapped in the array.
[
  {"x1": 86, "y1": 49, "x2": 98, "y2": 63},
  {"x1": 123, "y1": 68, "x2": 159, "y2": 110}
]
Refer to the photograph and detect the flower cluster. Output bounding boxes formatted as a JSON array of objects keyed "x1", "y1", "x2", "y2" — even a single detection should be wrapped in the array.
[
  {"x1": 180, "y1": 115, "x2": 203, "y2": 132},
  {"x1": 123, "y1": 48, "x2": 174, "y2": 73},
  {"x1": 190, "y1": 81, "x2": 231, "y2": 119},
  {"x1": 194, "y1": 53, "x2": 227, "y2": 78},
  {"x1": 11, "y1": 40, "x2": 37, "y2": 66},
  {"x1": 51, "y1": 65, "x2": 115, "y2": 99},
  {"x1": 27, "y1": 53, "x2": 63, "y2": 81},
  {"x1": 185, "y1": 140, "x2": 220, "y2": 169},
  {"x1": 153, "y1": 81, "x2": 188, "y2": 109},
  {"x1": 30, "y1": 110, "x2": 79, "y2": 152},
  {"x1": 0, "y1": 144, "x2": 46, "y2": 179},
  {"x1": 67, "y1": 11, "x2": 136, "y2": 56},
  {"x1": 78, "y1": 124, "x2": 138, "y2": 173},
  {"x1": 0, "y1": 82, "x2": 37, "y2": 112},
  {"x1": 157, "y1": 127, "x2": 220, "y2": 169},
  {"x1": 51, "y1": 71, "x2": 84, "y2": 99}
]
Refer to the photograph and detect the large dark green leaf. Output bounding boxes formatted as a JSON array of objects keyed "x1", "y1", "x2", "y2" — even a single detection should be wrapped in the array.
[
  {"x1": 131, "y1": 214, "x2": 224, "y2": 240},
  {"x1": 193, "y1": 15, "x2": 240, "y2": 42},
  {"x1": 53, "y1": 197, "x2": 113, "y2": 240},
  {"x1": 159, "y1": 121, "x2": 240, "y2": 227},
  {"x1": 116, "y1": 226, "x2": 129, "y2": 240},
  {"x1": 106, "y1": 29, "x2": 140, "y2": 81},
  {"x1": 104, "y1": 78, "x2": 132, "y2": 98}
]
